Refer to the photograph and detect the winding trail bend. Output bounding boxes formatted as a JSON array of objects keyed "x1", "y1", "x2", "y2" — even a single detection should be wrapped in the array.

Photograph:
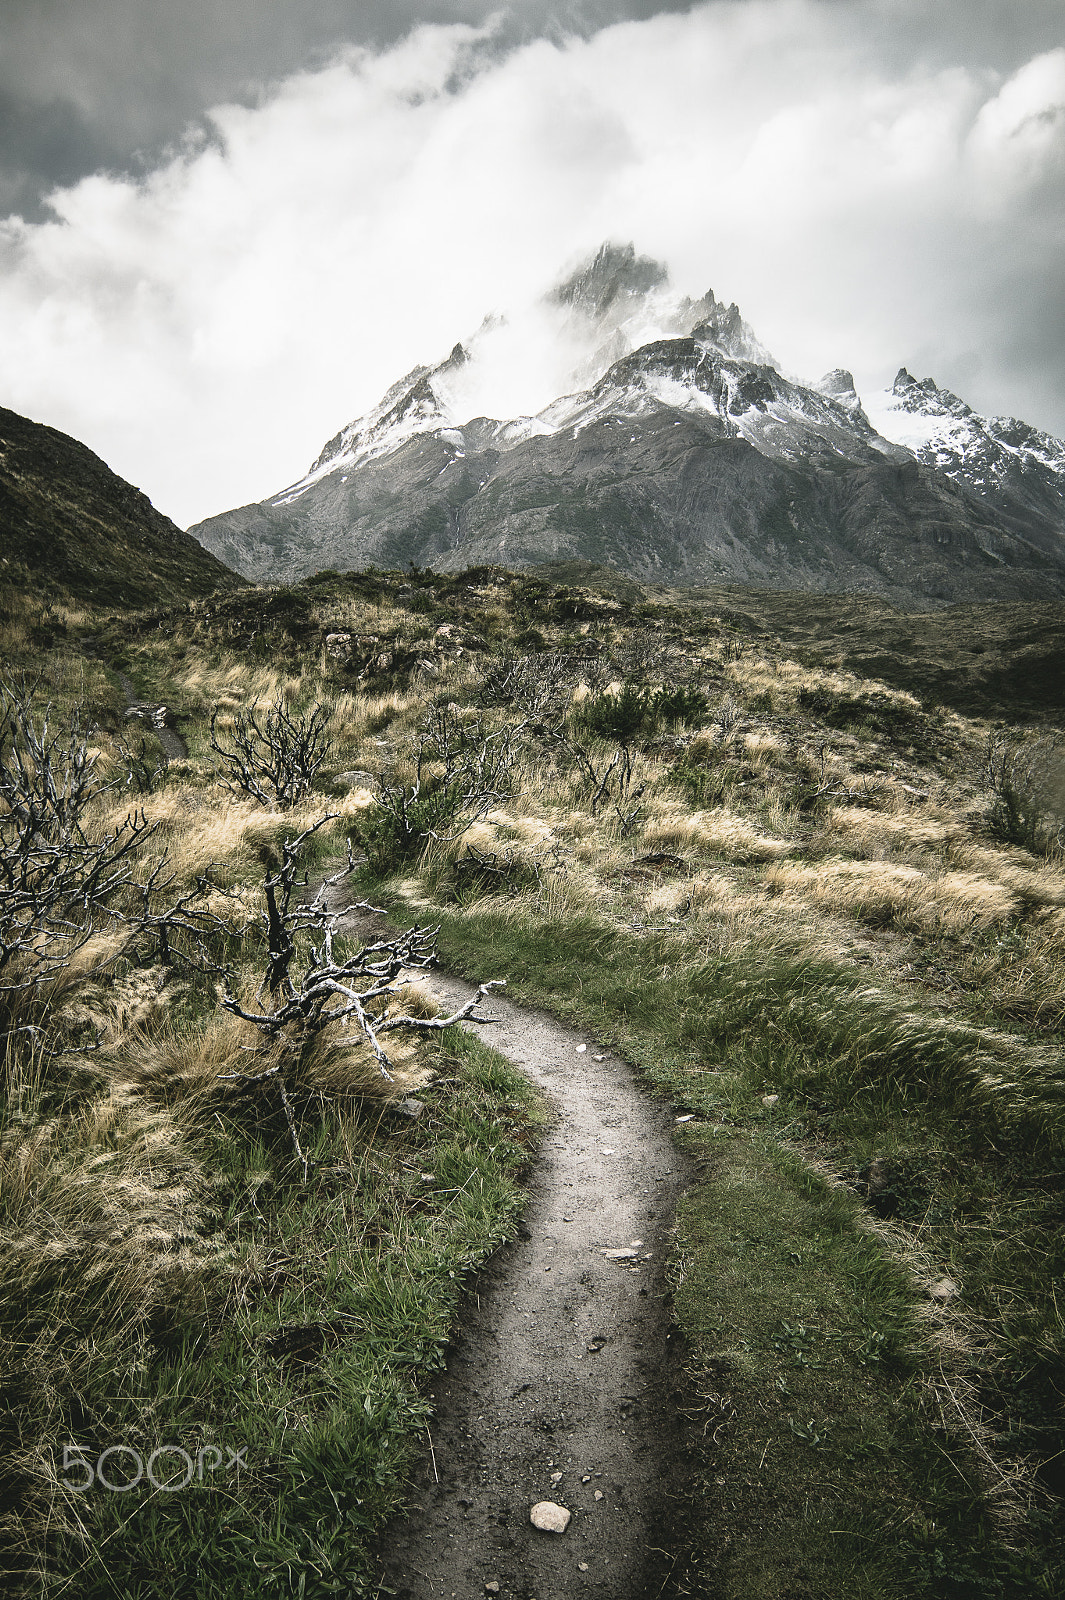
[{"x1": 370, "y1": 967, "x2": 698, "y2": 1600}]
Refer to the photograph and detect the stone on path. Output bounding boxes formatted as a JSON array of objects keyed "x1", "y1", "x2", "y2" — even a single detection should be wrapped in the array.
[{"x1": 530, "y1": 1501, "x2": 571, "y2": 1533}]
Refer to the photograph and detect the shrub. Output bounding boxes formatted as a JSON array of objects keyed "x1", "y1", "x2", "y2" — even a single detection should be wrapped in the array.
[
  {"x1": 360, "y1": 707, "x2": 524, "y2": 874},
  {"x1": 575, "y1": 682, "x2": 708, "y2": 742},
  {"x1": 219, "y1": 818, "x2": 502, "y2": 1172},
  {"x1": 478, "y1": 652, "x2": 576, "y2": 717},
  {"x1": 0, "y1": 681, "x2": 155, "y2": 1034},
  {"x1": 797, "y1": 685, "x2": 926, "y2": 747},
  {"x1": 209, "y1": 697, "x2": 331, "y2": 808},
  {"x1": 984, "y1": 732, "x2": 1065, "y2": 854}
]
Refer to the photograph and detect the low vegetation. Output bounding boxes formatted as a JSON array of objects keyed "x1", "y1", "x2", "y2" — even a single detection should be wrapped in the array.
[{"x1": 1, "y1": 564, "x2": 1063, "y2": 1597}]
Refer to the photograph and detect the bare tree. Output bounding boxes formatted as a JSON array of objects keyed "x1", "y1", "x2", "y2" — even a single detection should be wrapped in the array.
[
  {"x1": 210, "y1": 697, "x2": 331, "y2": 808},
  {"x1": 219, "y1": 817, "x2": 502, "y2": 1174}
]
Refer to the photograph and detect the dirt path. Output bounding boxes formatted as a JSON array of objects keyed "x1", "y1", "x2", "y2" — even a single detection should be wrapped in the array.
[
  {"x1": 114, "y1": 670, "x2": 187, "y2": 763},
  {"x1": 368, "y1": 966, "x2": 699, "y2": 1600}
]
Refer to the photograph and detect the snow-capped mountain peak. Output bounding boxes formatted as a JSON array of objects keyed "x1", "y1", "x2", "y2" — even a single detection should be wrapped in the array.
[
  {"x1": 191, "y1": 242, "x2": 1065, "y2": 606},
  {"x1": 274, "y1": 342, "x2": 470, "y2": 506},
  {"x1": 272, "y1": 244, "x2": 789, "y2": 507},
  {"x1": 864, "y1": 366, "x2": 1065, "y2": 539},
  {"x1": 890, "y1": 367, "x2": 973, "y2": 420}
]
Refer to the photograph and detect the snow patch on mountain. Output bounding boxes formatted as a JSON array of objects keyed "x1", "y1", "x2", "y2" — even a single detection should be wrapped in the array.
[
  {"x1": 270, "y1": 244, "x2": 793, "y2": 506},
  {"x1": 865, "y1": 367, "x2": 1065, "y2": 500}
]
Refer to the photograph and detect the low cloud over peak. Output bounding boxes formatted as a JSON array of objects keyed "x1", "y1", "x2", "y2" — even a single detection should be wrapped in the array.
[{"x1": 0, "y1": 3, "x2": 1062, "y2": 527}]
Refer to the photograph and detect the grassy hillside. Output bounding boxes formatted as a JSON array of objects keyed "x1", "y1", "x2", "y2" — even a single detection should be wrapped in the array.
[
  {"x1": 0, "y1": 405, "x2": 242, "y2": 609},
  {"x1": 1, "y1": 565, "x2": 1063, "y2": 1597}
]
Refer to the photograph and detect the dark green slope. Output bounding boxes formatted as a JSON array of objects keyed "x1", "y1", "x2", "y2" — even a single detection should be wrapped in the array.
[{"x1": 0, "y1": 406, "x2": 242, "y2": 608}]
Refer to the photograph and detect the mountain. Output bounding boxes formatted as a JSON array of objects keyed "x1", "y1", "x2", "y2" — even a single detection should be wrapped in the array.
[
  {"x1": 865, "y1": 369, "x2": 1065, "y2": 556},
  {"x1": 0, "y1": 405, "x2": 241, "y2": 608},
  {"x1": 189, "y1": 245, "x2": 1065, "y2": 607}
]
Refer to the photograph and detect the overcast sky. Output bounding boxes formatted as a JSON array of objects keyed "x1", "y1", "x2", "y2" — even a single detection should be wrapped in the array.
[{"x1": 1, "y1": 0, "x2": 1063, "y2": 528}]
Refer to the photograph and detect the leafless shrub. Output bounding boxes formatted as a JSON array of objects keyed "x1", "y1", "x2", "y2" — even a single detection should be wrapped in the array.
[
  {"x1": 546, "y1": 728, "x2": 645, "y2": 833},
  {"x1": 452, "y1": 842, "x2": 526, "y2": 897},
  {"x1": 219, "y1": 817, "x2": 501, "y2": 1174},
  {"x1": 209, "y1": 697, "x2": 331, "y2": 808},
  {"x1": 612, "y1": 626, "x2": 662, "y2": 682},
  {"x1": 114, "y1": 730, "x2": 166, "y2": 794},
  {"x1": 478, "y1": 652, "x2": 577, "y2": 718},
  {"x1": 452, "y1": 838, "x2": 569, "y2": 898},
  {"x1": 114, "y1": 859, "x2": 230, "y2": 970},
  {"x1": 0, "y1": 682, "x2": 156, "y2": 1035},
  {"x1": 715, "y1": 694, "x2": 743, "y2": 737}
]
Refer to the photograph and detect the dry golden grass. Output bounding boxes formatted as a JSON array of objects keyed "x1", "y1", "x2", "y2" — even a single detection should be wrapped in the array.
[
  {"x1": 59, "y1": 963, "x2": 182, "y2": 1044},
  {"x1": 823, "y1": 802, "x2": 952, "y2": 854},
  {"x1": 759, "y1": 656, "x2": 924, "y2": 710},
  {"x1": 330, "y1": 686, "x2": 421, "y2": 744},
  {"x1": 115, "y1": 1009, "x2": 260, "y2": 1107},
  {"x1": 1, "y1": 1077, "x2": 206, "y2": 1275},
  {"x1": 742, "y1": 730, "x2": 788, "y2": 766},
  {"x1": 765, "y1": 856, "x2": 1022, "y2": 936},
  {"x1": 642, "y1": 802, "x2": 792, "y2": 861},
  {"x1": 82, "y1": 786, "x2": 368, "y2": 900},
  {"x1": 169, "y1": 654, "x2": 315, "y2": 717}
]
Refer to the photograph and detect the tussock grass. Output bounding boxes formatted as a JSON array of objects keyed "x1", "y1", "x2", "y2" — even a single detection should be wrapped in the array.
[
  {"x1": 643, "y1": 802, "x2": 793, "y2": 861},
  {"x1": 824, "y1": 801, "x2": 953, "y2": 852},
  {"x1": 5, "y1": 564, "x2": 1065, "y2": 1597},
  {"x1": 766, "y1": 857, "x2": 1022, "y2": 935}
]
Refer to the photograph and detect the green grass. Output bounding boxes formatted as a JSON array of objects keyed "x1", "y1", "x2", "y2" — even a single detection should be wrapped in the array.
[
  {"x1": 1, "y1": 1025, "x2": 547, "y2": 1599},
  {"x1": 407, "y1": 907, "x2": 1064, "y2": 1598},
  {"x1": 670, "y1": 1137, "x2": 1049, "y2": 1599},
  {"x1": 5, "y1": 559, "x2": 1065, "y2": 1598}
]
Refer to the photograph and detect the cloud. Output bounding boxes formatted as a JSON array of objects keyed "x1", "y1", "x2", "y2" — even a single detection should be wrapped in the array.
[
  {"x1": 0, "y1": 0, "x2": 701, "y2": 219},
  {"x1": 0, "y1": 2, "x2": 1063, "y2": 527},
  {"x1": 968, "y1": 47, "x2": 1065, "y2": 187}
]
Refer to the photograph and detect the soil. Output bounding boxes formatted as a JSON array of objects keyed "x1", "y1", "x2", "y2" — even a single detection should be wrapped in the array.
[{"x1": 366, "y1": 966, "x2": 701, "y2": 1600}]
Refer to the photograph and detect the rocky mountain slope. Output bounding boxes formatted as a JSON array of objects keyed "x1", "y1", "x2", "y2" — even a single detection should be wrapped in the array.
[
  {"x1": 0, "y1": 404, "x2": 241, "y2": 609},
  {"x1": 866, "y1": 369, "x2": 1065, "y2": 555},
  {"x1": 189, "y1": 245, "x2": 1065, "y2": 607}
]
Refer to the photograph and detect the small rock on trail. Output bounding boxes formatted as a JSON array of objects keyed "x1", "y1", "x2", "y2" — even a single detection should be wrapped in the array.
[
  {"x1": 530, "y1": 1501, "x2": 571, "y2": 1532},
  {"x1": 373, "y1": 972, "x2": 697, "y2": 1599}
]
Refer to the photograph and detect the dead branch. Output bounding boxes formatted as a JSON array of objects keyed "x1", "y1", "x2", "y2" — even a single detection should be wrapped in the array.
[
  {"x1": 220, "y1": 822, "x2": 502, "y2": 1172},
  {"x1": 478, "y1": 652, "x2": 577, "y2": 717},
  {"x1": 210, "y1": 697, "x2": 331, "y2": 808},
  {"x1": 543, "y1": 727, "x2": 644, "y2": 824},
  {"x1": 0, "y1": 682, "x2": 158, "y2": 1019}
]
